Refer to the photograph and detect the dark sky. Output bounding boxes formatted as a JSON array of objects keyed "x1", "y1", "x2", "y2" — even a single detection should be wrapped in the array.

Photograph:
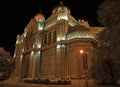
[{"x1": 0, "y1": 0, "x2": 104, "y2": 56}]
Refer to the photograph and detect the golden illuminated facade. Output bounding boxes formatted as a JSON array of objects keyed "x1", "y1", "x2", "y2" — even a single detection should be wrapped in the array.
[{"x1": 13, "y1": 3, "x2": 104, "y2": 82}]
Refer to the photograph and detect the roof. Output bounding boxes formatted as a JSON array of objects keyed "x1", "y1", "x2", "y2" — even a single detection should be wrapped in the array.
[
  {"x1": 67, "y1": 24, "x2": 90, "y2": 34},
  {"x1": 34, "y1": 13, "x2": 45, "y2": 21}
]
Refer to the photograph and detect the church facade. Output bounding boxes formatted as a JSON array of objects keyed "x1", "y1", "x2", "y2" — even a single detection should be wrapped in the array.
[{"x1": 13, "y1": 3, "x2": 104, "y2": 81}]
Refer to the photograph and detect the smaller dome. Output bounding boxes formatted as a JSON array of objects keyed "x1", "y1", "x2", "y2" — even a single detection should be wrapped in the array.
[
  {"x1": 66, "y1": 25, "x2": 94, "y2": 40},
  {"x1": 34, "y1": 13, "x2": 45, "y2": 21},
  {"x1": 52, "y1": 1, "x2": 70, "y2": 14}
]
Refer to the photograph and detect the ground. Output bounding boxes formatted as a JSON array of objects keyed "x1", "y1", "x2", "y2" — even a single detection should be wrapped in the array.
[
  {"x1": 0, "y1": 81, "x2": 74, "y2": 87},
  {"x1": 0, "y1": 81, "x2": 120, "y2": 87}
]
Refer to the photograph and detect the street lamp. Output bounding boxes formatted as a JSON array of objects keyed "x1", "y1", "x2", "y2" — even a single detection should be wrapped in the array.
[
  {"x1": 80, "y1": 50, "x2": 83, "y2": 54},
  {"x1": 80, "y1": 49, "x2": 88, "y2": 87}
]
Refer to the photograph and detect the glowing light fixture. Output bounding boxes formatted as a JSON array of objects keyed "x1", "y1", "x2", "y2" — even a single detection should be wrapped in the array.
[
  {"x1": 37, "y1": 43, "x2": 41, "y2": 48},
  {"x1": 58, "y1": 15, "x2": 68, "y2": 20},
  {"x1": 20, "y1": 55, "x2": 23, "y2": 58},
  {"x1": 38, "y1": 24, "x2": 43, "y2": 31},
  {"x1": 33, "y1": 44, "x2": 35, "y2": 48},
  {"x1": 16, "y1": 39, "x2": 19, "y2": 44},
  {"x1": 14, "y1": 54, "x2": 16, "y2": 58},
  {"x1": 31, "y1": 51, "x2": 34, "y2": 55},
  {"x1": 61, "y1": 37, "x2": 65, "y2": 40},
  {"x1": 57, "y1": 44, "x2": 61, "y2": 48},
  {"x1": 57, "y1": 37, "x2": 60, "y2": 41},
  {"x1": 62, "y1": 44, "x2": 65, "y2": 48},
  {"x1": 22, "y1": 48, "x2": 24, "y2": 52},
  {"x1": 38, "y1": 51, "x2": 40, "y2": 54},
  {"x1": 80, "y1": 50, "x2": 84, "y2": 54},
  {"x1": 24, "y1": 33, "x2": 26, "y2": 37},
  {"x1": 66, "y1": 33, "x2": 94, "y2": 40}
]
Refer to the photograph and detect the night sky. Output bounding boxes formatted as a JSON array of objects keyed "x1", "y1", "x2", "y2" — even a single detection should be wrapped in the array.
[{"x1": 0, "y1": 0, "x2": 104, "y2": 56}]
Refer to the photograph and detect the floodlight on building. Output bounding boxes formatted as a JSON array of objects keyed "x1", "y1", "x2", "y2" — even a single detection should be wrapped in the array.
[
  {"x1": 57, "y1": 44, "x2": 61, "y2": 48},
  {"x1": 57, "y1": 37, "x2": 60, "y2": 41},
  {"x1": 37, "y1": 43, "x2": 41, "y2": 48},
  {"x1": 31, "y1": 51, "x2": 34, "y2": 55}
]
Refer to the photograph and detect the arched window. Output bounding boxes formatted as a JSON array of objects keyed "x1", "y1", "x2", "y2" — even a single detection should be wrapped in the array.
[
  {"x1": 48, "y1": 32, "x2": 52, "y2": 45},
  {"x1": 53, "y1": 30, "x2": 56, "y2": 43},
  {"x1": 44, "y1": 34, "x2": 47, "y2": 45},
  {"x1": 25, "y1": 30, "x2": 35, "y2": 50}
]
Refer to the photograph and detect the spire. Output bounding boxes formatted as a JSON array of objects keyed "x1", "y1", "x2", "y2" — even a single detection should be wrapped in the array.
[
  {"x1": 38, "y1": 9, "x2": 42, "y2": 14},
  {"x1": 59, "y1": 1, "x2": 64, "y2": 6}
]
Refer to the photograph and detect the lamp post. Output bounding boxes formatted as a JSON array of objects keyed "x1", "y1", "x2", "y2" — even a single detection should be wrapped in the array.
[{"x1": 80, "y1": 49, "x2": 88, "y2": 87}]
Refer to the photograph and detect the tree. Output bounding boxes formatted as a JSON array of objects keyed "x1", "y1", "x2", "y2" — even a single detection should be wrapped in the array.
[
  {"x1": 0, "y1": 47, "x2": 15, "y2": 81},
  {"x1": 91, "y1": 0, "x2": 120, "y2": 85},
  {"x1": 98, "y1": 0, "x2": 120, "y2": 28}
]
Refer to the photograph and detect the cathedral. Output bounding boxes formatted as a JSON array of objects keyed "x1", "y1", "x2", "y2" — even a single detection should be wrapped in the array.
[{"x1": 12, "y1": 2, "x2": 104, "y2": 83}]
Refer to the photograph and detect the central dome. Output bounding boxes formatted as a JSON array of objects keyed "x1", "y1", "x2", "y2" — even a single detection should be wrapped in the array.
[{"x1": 52, "y1": 1, "x2": 71, "y2": 14}]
